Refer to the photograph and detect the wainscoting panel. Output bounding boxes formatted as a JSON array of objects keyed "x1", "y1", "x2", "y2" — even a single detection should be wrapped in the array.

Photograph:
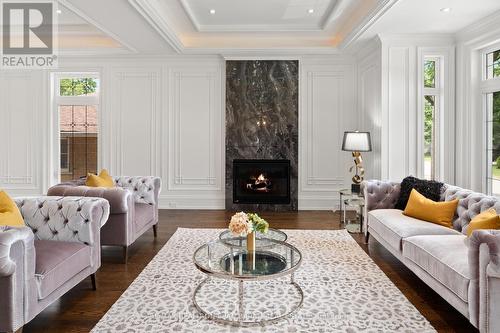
[
  {"x1": 111, "y1": 68, "x2": 160, "y2": 177},
  {"x1": 0, "y1": 72, "x2": 42, "y2": 194},
  {"x1": 299, "y1": 60, "x2": 357, "y2": 210},
  {"x1": 358, "y1": 43, "x2": 382, "y2": 181},
  {"x1": 163, "y1": 61, "x2": 224, "y2": 208}
]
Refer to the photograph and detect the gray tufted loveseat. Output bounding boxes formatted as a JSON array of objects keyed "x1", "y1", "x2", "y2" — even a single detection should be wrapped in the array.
[
  {"x1": 362, "y1": 179, "x2": 500, "y2": 332},
  {"x1": 47, "y1": 176, "x2": 161, "y2": 263},
  {"x1": 0, "y1": 196, "x2": 110, "y2": 332}
]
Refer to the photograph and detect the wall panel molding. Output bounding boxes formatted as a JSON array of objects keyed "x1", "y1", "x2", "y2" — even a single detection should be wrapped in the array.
[
  {"x1": 111, "y1": 68, "x2": 161, "y2": 177},
  {"x1": 299, "y1": 61, "x2": 357, "y2": 210},
  {"x1": 0, "y1": 72, "x2": 41, "y2": 193}
]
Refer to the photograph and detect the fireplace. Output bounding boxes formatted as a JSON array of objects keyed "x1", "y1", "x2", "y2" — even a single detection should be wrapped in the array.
[{"x1": 233, "y1": 159, "x2": 290, "y2": 204}]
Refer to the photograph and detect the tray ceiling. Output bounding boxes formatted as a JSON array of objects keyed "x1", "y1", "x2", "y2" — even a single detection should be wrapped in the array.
[{"x1": 180, "y1": 0, "x2": 339, "y2": 31}]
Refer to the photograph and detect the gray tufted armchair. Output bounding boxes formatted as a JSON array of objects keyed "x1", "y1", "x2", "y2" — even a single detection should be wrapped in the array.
[
  {"x1": 0, "y1": 196, "x2": 109, "y2": 333},
  {"x1": 47, "y1": 176, "x2": 161, "y2": 263}
]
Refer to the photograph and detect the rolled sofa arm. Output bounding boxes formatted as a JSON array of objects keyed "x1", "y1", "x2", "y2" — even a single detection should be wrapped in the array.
[
  {"x1": 468, "y1": 229, "x2": 500, "y2": 332},
  {"x1": 47, "y1": 185, "x2": 131, "y2": 214},
  {"x1": 362, "y1": 179, "x2": 401, "y2": 212},
  {"x1": 114, "y1": 176, "x2": 161, "y2": 205},
  {"x1": 0, "y1": 226, "x2": 35, "y2": 332},
  {"x1": 14, "y1": 196, "x2": 110, "y2": 246},
  {"x1": 0, "y1": 226, "x2": 33, "y2": 277}
]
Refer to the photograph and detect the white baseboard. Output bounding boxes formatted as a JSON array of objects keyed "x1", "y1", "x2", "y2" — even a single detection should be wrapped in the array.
[
  {"x1": 298, "y1": 195, "x2": 340, "y2": 211},
  {"x1": 158, "y1": 194, "x2": 225, "y2": 210}
]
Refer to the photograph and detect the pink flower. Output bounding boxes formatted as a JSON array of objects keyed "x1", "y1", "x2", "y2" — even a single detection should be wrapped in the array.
[{"x1": 228, "y1": 212, "x2": 252, "y2": 236}]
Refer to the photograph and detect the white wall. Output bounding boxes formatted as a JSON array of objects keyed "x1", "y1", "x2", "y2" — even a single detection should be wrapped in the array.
[
  {"x1": 358, "y1": 35, "x2": 455, "y2": 183},
  {"x1": 455, "y1": 12, "x2": 500, "y2": 193},
  {"x1": 357, "y1": 39, "x2": 382, "y2": 181},
  {"x1": 0, "y1": 54, "x2": 359, "y2": 210},
  {"x1": 299, "y1": 56, "x2": 358, "y2": 210}
]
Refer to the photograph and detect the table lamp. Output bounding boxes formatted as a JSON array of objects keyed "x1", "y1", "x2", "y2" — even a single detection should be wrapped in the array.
[{"x1": 342, "y1": 131, "x2": 372, "y2": 193}]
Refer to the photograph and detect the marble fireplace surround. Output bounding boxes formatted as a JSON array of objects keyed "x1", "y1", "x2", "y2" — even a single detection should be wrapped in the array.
[{"x1": 225, "y1": 60, "x2": 298, "y2": 211}]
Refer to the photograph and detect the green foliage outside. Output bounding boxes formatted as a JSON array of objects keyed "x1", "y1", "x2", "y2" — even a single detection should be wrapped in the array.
[
  {"x1": 492, "y1": 91, "x2": 500, "y2": 164},
  {"x1": 60, "y1": 78, "x2": 97, "y2": 96},
  {"x1": 423, "y1": 60, "x2": 435, "y2": 158},
  {"x1": 492, "y1": 50, "x2": 500, "y2": 77},
  {"x1": 424, "y1": 60, "x2": 435, "y2": 88}
]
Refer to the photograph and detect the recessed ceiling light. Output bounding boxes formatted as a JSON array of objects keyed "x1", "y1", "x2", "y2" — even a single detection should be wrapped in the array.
[
  {"x1": 56, "y1": 9, "x2": 62, "y2": 14},
  {"x1": 440, "y1": 7, "x2": 451, "y2": 13},
  {"x1": 209, "y1": 9, "x2": 216, "y2": 15},
  {"x1": 308, "y1": 9, "x2": 314, "y2": 14}
]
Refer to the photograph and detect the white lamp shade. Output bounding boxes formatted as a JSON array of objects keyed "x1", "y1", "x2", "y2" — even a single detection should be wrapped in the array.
[{"x1": 342, "y1": 131, "x2": 372, "y2": 152}]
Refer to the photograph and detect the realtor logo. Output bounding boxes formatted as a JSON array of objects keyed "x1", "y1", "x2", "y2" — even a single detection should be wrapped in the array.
[{"x1": 1, "y1": 0, "x2": 58, "y2": 68}]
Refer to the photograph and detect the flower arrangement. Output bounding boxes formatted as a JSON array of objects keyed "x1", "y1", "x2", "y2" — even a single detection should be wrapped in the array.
[{"x1": 228, "y1": 211, "x2": 269, "y2": 236}]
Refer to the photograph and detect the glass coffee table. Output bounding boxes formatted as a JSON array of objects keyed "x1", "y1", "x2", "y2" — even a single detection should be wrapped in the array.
[
  {"x1": 193, "y1": 239, "x2": 303, "y2": 326},
  {"x1": 219, "y1": 228, "x2": 287, "y2": 248}
]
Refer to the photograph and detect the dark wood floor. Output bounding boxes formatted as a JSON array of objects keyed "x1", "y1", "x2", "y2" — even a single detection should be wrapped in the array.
[{"x1": 23, "y1": 210, "x2": 477, "y2": 333}]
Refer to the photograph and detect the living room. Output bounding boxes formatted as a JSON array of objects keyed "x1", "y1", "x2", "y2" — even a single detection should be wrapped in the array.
[{"x1": 0, "y1": 0, "x2": 499, "y2": 332}]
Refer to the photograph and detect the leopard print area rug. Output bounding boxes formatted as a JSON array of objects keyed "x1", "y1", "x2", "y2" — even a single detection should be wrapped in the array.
[{"x1": 92, "y1": 228, "x2": 435, "y2": 332}]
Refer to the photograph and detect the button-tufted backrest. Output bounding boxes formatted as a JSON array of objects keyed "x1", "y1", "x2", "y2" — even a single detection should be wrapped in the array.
[
  {"x1": 14, "y1": 196, "x2": 109, "y2": 245},
  {"x1": 443, "y1": 185, "x2": 500, "y2": 234},
  {"x1": 362, "y1": 180, "x2": 401, "y2": 211},
  {"x1": 113, "y1": 176, "x2": 160, "y2": 205}
]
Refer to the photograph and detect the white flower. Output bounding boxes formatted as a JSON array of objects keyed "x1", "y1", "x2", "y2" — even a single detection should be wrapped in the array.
[{"x1": 228, "y1": 212, "x2": 252, "y2": 236}]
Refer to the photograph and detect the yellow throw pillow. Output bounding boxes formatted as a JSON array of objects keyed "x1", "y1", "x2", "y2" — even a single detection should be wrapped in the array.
[
  {"x1": 0, "y1": 190, "x2": 24, "y2": 227},
  {"x1": 467, "y1": 208, "x2": 500, "y2": 236},
  {"x1": 85, "y1": 169, "x2": 115, "y2": 188},
  {"x1": 403, "y1": 189, "x2": 458, "y2": 228}
]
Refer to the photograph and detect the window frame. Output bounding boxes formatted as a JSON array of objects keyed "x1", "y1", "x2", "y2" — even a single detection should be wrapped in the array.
[
  {"x1": 418, "y1": 55, "x2": 444, "y2": 181},
  {"x1": 481, "y1": 43, "x2": 500, "y2": 195},
  {"x1": 51, "y1": 72, "x2": 101, "y2": 184}
]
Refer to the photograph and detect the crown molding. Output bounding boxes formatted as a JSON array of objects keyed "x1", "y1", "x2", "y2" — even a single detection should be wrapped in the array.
[
  {"x1": 191, "y1": 47, "x2": 341, "y2": 56},
  {"x1": 57, "y1": 0, "x2": 137, "y2": 54},
  {"x1": 128, "y1": 0, "x2": 184, "y2": 53},
  {"x1": 377, "y1": 33, "x2": 455, "y2": 46},
  {"x1": 128, "y1": 0, "x2": 392, "y2": 55},
  {"x1": 455, "y1": 9, "x2": 500, "y2": 44},
  {"x1": 339, "y1": 0, "x2": 399, "y2": 50}
]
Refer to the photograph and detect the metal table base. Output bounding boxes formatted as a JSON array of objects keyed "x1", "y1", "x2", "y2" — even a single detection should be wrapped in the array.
[{"x1": 193, "y1": 275, "x2": 304, "y2": 326}]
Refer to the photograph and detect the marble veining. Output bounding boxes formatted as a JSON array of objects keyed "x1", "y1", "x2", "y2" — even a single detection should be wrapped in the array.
[{"x1": 226, "y1": 60, "x2": 298, "y2": 211}]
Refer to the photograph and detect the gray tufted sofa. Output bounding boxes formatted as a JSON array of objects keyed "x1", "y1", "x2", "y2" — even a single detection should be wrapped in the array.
[
  {"x1": 362, "y1": 179, "x2": 500, "y2": 332},
  {"x1": 0, "y1": 196, "x2": 110, "y2": 333},
  {"x1": 47, "y1": 176, "x2": 161, "y2": 263}
]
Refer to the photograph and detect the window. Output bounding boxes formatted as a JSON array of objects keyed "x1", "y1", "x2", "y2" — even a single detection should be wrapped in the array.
[
  {"x1": 60, "y1": 137, "x2": 70, "y2": 173},
  {"x1": 483, "y1": 45, "x2": 500, "y2": 196},
  {"x1": 486, "y1": 49, "x2": 500, "y2": 79},
  {"x1": 54, "y1": 74, "x2": 100, "y2": 182},
  {"x1": 422, "y1": 58, "x2": 440, "y2": 180},
  {"x1": 487, "y1": 91, "x2": 500, "y2": 196}
]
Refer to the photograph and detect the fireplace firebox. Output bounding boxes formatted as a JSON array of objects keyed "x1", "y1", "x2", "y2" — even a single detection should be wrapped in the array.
[{"x1": 233, "y1": 159, "x2": 290, "y2": 204}]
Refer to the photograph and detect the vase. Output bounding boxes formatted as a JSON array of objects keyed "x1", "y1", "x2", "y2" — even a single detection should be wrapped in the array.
[
  {"x1": 246, "y1": 231, "x2": 256, "y2": 270},
  {"x1": 247, "y1": 231, "x2": 255, "y2": 252}
]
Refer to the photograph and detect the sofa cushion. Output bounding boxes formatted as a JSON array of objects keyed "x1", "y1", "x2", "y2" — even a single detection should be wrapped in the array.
[
  {"x1": 403, "y1": 189, "x2": 458, "y2": 228},
  {"x1": 402, "y1": 235, "x2": 471, "y2": 302},
  {"x1": 34, "y1": 239, "x2": 91, "y2": 300},
  {"x1": 395, "y1": 176, "x2": 444, "y2": 210},
  {"x1": 368, "y1": 209, "x2": 460, "y2": 252}
]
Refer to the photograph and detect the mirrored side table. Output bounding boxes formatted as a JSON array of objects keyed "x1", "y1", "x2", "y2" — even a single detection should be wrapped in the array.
[{"x1": 338, "y1": 189, "x2": 365, "y2": 234}]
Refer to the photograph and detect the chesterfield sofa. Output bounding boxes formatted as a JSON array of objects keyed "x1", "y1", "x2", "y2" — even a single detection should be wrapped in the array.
[
  {"x1": 362, "y1": 179, "x2": 500, "y2": 332},
  {"x1": 0, "y1": 196, "x2": 110, "y2": 332},
  {"x1": 47, "y1": 176, "x2": 161, "y2": 263}
]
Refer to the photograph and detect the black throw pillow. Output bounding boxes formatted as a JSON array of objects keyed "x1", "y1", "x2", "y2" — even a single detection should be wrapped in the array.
[{"x1": 395, "y1": 176, "x2": 444, "y2": 210}]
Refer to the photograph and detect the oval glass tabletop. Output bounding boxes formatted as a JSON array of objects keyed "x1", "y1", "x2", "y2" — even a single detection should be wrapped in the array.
[
  {"x1": 219, "y1": 228, "x2": 287, "y2": 248},
  {"x1": 193, "y1": 239, "x2": 301, "y2": 280}
]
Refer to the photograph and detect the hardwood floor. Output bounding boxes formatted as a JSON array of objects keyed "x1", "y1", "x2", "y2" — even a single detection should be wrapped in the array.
[{"x1": 23, "y1": 210, "x2": 477, "y2": 333}]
